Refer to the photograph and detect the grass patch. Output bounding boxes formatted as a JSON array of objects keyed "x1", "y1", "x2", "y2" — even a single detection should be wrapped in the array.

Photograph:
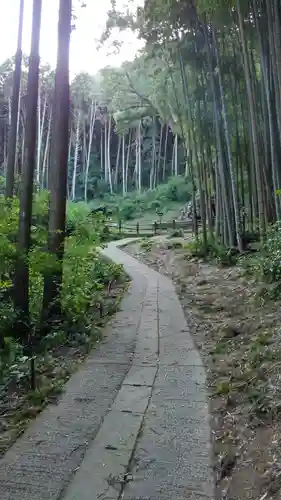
[{"x1": 140, "y1": 239, "x2": 153, "y2": 252}]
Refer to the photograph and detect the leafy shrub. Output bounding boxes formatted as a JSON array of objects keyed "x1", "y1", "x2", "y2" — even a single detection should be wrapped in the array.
[
  {"x1": 185, "y1": 238, "x2": 237, "y2": 266},
  {"x1": 148, "y1": 199, "x2": 163, "y2": 211},
  {"x1": 90, "y1": 176, "x2": 193, "y2": 222},
  {"x1": 248, "y1": 222, "x2": 281, "y2": 283},
  {"x1": 140, "y1": 238, "x2": 153, "y2": 252},
  {"x1": 118, "y1": 200, "x2": 137, "y2": 220},
  {"x1": 0, "y1": 337, "x2": 26, "y2": 381},
  {"x1": 0, "y1": 192, "x2": 125, "y2": 351},
  {"x1": 154, "y1": 176, "x2": 192, "y2": 203},
  {"x1": 261, "y1": 224, "x2": 281, "y2": 282}
]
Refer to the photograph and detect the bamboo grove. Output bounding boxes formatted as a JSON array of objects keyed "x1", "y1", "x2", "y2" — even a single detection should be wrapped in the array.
[
  {"x1": 1, "y1": 0, "x2": 281, "y2": 344},
  {"x1": 0, "y1": 52, "x2": 187, "y2": 203},
  {"x1": 101, "y1": 0, "x2": 281, "y2": 251},
  {"x1": 1, "y1": 0, "x2": 188, "y2": 345}
]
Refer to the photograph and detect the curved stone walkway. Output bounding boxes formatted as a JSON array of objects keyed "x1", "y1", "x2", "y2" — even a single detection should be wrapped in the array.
[{"x1": 0, "y1": 240, "x2": 213, "y2": 500}]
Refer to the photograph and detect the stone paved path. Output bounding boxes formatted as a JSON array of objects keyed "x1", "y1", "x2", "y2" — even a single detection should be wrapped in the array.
[{"x1": 0, "y1": 240, "x2": 213, "y2": 500}]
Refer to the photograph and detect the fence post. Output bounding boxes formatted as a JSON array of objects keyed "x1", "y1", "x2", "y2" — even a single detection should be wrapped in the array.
[
  {"x1": 172, "y1": 219, "x2": 176, "y2": 230},
  {"x1": 136, "y1": 222, "x2": 139, "y2": 235},
  {"x1": 30, "y1": 357, "x2": 36, "y2": 391},
  {"x1": 99, "y1": 302, "x2": 103, "y2": 318},
  {"x1": 154, "y1": 221, "x2": 157, "y2": 235},
  {"x1": 118, "y1": 219, "x2": 122, "y2": 233}
]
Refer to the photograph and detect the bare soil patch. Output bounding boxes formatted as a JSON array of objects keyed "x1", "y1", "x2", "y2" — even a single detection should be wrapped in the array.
[{"x1": 124, "y1": 238, "x2": 281, "y2": 500}]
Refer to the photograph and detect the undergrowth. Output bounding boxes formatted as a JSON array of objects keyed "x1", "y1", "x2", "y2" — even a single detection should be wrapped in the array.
[
  {"x1": 242, "y1": 222, "x2": 281, "y2": 299},
  {"x1": 89, "y1": 176, "x2": 192, "y2": 221},
  {"x1": 0, "y1": 191, "x2": 125, "y2": 381},
  {"x1": 184, "y1": 237, "x2": 238, "y2": 266}
]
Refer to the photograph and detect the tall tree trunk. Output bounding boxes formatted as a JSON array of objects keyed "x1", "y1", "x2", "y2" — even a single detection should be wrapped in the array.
[
  {"x1": 36, "y1": 85, "x2": 41, "y2": 187},
  {"x1": 122, "y1": 134, "x2": 125, "y2": 196},
  {"x1": 236, "y1": 0, "x2": 265, "y2": 238},
  {"x1": 36, "y1": 91, "x2": 47, "y2": 188},
  {"x1": 107, "y1": 115, "x2": 113, "y2": 193},
  {"x1": 162, "y1": 125, "x2": 168, "y2": 181},
  {"x1": 20, "y1": 115, "x2": 25, "y2": 175},
  {"x1": 71, "y1": 110, "x2": 80, "y2": 201},
  {"x1": 41, "y1": 106, "x2": 52, "y2": 189},
  {"x1": 156, "y1": 122, "x2": 163, "y2": 187},
  {"x1": 114, "y1": 135, "x2": 121, "y2": 188},
  {"x1": 67, "y1": 130, "x2": 72, "y2": 197},
  {"x1": 5, "y1": 0, "x2": 24, "y2": 198},
  {"x1": 150, "y1": 119, "x2": 156, "y2": 189},
  {"x1": 104, "y1": 121, "x2": 108, "y2": 183},
  {"x1": 14, "y1": 0, "x2": 42, "y2": 340},
  {"x1": 137, "y1": 121, "x2": 141, "y2": 192},
  {"x1": 125, "y1": 130, "x2": 131, "y2": 193},
  {"x1": 213, "y1": 30, "x2": 243, "y2": 252},
  {"x1": 42, "y1": 0, "x2": 72, "y2": 322},
  {"x1": 84, "y1": 98, "x2": 96, "y2": 202},
  {"x1": 174, "y1": 134, "x2": 178, "y2": 176}
]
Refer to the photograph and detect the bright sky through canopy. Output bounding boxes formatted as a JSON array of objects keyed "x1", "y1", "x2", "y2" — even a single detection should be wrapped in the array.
[{"x1": 0, "y1": 0, "x2": 142, "y2": 76}]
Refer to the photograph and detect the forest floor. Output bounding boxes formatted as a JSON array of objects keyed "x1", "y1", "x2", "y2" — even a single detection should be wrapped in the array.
[
  {"x1": 0, "y1": 275, "x2": 128, "y2": 460},
  {"x1": 124, "y1": 236, "x2": 281, "y2": 500}
]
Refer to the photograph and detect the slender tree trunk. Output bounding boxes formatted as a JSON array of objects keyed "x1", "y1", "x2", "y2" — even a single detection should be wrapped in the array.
[
  {"x1": 137, "y1": 121, "x2": 141, "y2": 192},
  {"x1": 237, "y1": 0, "x2": 265, "y2": 238},
  {"x1": 104, "y1": 121, "x2": 108, "y2": 183},
  {"x1": 42, "y1": 106, "x2": 52, "y2": 189},
  {"x1": 36, "y1": 91, "x2": 47, "y2": 188},
  {"x1": 14, "y1": 0, "x2": 42, "y2": 340},
  {"x1": 36, "y1": 85, "x2": 41, "y2": 187},
  {"x1": 84, "y1": 98, "x2": 96, "y2": 202},
  {"x1": 162, "y1": 125, "x2": 168, "y2": 181},
  {"x1": 150, "y1": 119, "x2": 156, "y2": 189},
  {"x1": 213, "y1": 30, "x2": 243, "y2": 251},
  {"x1": 15, "y1": 92, "x2": 22, "y2": 175},
  {"x1": 125, "y1": 130, "x2": 131, "y2": 192},
  {"x1": 114, "y1": 135, "x2": 121, "y2": 189},
  {"x1": 174, "y1": 134, "x2": 178, "y2": 176},
  {"x1": 122, "y1": 134, "x2": 125, "y2": 196},
  {"x1": 71, "y1": 110, "x2": 80, "y2": 201},
  {"x1": 107, "y1": 115, "x2": 113, "y2": 193},
  {"x1": 42, "y1": 0, "x2": 72, "y2": 323},
  {"x1": 20, "y1": 117, "x2": 25, "y2": 175},
  {"x1": 5, "y1": 0, "x2": 24, "y2": 198},
  {"x1": 156, "y1": 123, "x2": 163, "y2": 187}
]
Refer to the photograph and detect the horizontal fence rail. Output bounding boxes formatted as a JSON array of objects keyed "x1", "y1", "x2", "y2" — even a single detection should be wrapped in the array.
[{"x1": 108, "y1": 218, "x2": 199, "y2": 236}]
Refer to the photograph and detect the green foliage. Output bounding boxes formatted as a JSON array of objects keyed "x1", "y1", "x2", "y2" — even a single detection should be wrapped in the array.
[
  {"x1": 254, "y1": 223, "x2": 281, "y2": 283},
  {"x1": 140, "y1": 238, "x2": 153, "y2": 252},
  {"x1": 0, "y1": 192, "x2": 125, "y2": 364},
  {"x1": 185, "y1": 237, "x2": 238, "y2": 266},
  {"x1": 155, "y1": 176, "x2": 192, "y2": 203},
  {"x1": 94, "y1": 176, "x2": 192, "y2": 221},
  {"x1": 244, "y1": 223, "x2": 281, "y2": 294},
  {"x1": 118, "y1": 200, "x2": 137, "y2": 220},
  {"x1": 0, "y1": 337, "x2": 25, "y2": 380},
  {"x1": 215, "y1": 379, "x2": 231, "y2": 395}
]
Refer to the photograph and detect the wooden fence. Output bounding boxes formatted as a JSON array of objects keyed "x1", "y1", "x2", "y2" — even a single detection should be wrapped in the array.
[{"x1": 108, "y1": 218, "x2": 196, "y2": 237}]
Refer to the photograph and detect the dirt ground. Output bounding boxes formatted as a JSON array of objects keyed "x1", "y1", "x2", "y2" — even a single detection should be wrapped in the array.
[{"x1": 124, "y1": 237, "x2": 281, "y2": 500}]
